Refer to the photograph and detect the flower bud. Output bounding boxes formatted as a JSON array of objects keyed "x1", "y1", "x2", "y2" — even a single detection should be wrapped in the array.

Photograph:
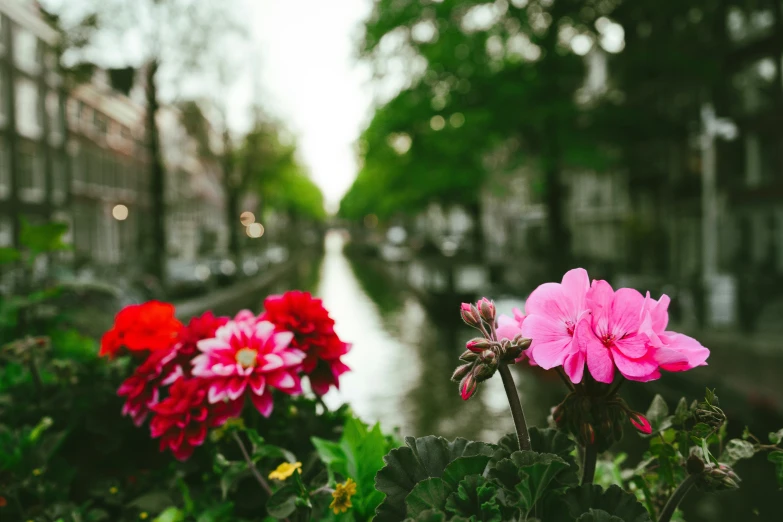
[
  {"x1": 512, "y1": 335, "x2": 532, "y2": 350},
  {"x1": 700, "y1": 463, "x2": 741, "y2": 491},
  {"x1": 451, "y1": 363, "x2": 473, "y2": 383},
  {"x1": 460, "y1": 303, "x2": 482, "y2": 328},
  {"x1": 472, "y1": 362, "x2": 496, "y2": 382},
  {"x1": 694, "y1": 403, "x2": 726, "y2": 430},
  {"x1": 628, "y1": 412, "x2": 652, "y2": 435},
  {"x1": 477, "y1": 298, "x2": 496, "y2": 324},
  {"x1": 460, "y1": 373, "x2": 478, "y2": 401},
  {"x1": 466, "y1": 337, "x2": 491, "y2": 353},
  {"x1": 686, "y1": 454, "x2": 705, "y2": 475},
  {"x1": 580, "y1": 423, "x2": 596, "y2": 445},
  {"x1": 459, "y1": 350, "x2": 479, "y2": 362}
]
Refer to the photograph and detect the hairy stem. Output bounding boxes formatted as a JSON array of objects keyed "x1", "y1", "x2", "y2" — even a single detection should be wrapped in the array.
[
  {"x1": 498, "y1": 363, "x2": 531, "y2": 451},
  {"x1": 658, "y1": 474, "x2": 698, "y2": 522},
  {"x1": 232, "y1": 431, "x2": 272, "y2": 495},
  {"x1": 606, "y1": 376, "x2": 625, "y2": 397},
  {"x1": 581, "y1": 443, "x2": 597, "y2": 485}
]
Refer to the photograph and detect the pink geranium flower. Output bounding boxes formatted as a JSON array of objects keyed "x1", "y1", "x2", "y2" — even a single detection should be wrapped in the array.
[
  {"x1": 641, "y1": 292, "x2": 710, "y2": 377},
  {"x1": 521, "y1": 268, "x2": 590, "y2": 382},
  {"x1": 191, "y1": 319, "x2": 305, "y2": 417},
  {"x1": 496, "y1": 308, "x2": 531, "y2": 364},
  {"x1": 577, "y1": 280, "x2": 657, "y2": 383}
]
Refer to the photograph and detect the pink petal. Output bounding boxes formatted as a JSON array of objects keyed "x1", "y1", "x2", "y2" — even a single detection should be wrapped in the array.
[
  {"x1": 613, "y1": 333, "x2": 648, "y2": 359},
  {"x1": 560, "y1": 268, "x2": 590, "y2": 311},
  {"x1": 267, "y1": 371, "x2": 295, "y2": 390},
  {"x1": 197, "y1": 337, "x2": 228, "y2": 353},
  {"x1": 226, "y1": 376, "x2": 247, "y2": 400},
  {"x1": 497, "y1": 314, "x2": 523, "y2": 341},
  {"x1": 248, "y1": 373, "x2": 266, "y2": 394},
  {"x1": 609, "y1": 287, "x2": 645, "y2": 338},
  {"x1": 612, "y1": 349, "x2": 658, "y2": 380},
  {"x1": 659, "y1": 333, "x2": 709, "y2": 371},
  {"x1": 522, "y1": 315, "x2": 572, "y2": 369},
  {"x1": 280, "y1": 349, "x2": 306, "y2": 366},
  {"x1": 646, "y1": 292, "x2": 670, "y2": 333},
  {"x1": 524, "y1": 283, "x2": 572, "y2": 322},
  {"x1": 585, "y1": 280, "x2": 615, "y2": 339},
  {"x1": 272, "y1": 331, "x2": 295, "y2": 350},
  {"x1": 208, "y1": 382, "x2": 227, "y2": 403},
  {"x1": 250, "y1": 390, "x2": 274, "y2": 417},
  {"x1": 581, "y1": 322, "x2": 614, "y2": 383},
  {"x1": 254, "y1": 321, "x2": 276, "y2": 340},
  {"x1": 563, "y1": 350, "x2": 585, "y2": 384},
  {"x1": 630, "y1": 413, "x2": 652, "y2": 434},
  {"x1": 259, "y1": 353, "x2": 285, "y2": 372}
]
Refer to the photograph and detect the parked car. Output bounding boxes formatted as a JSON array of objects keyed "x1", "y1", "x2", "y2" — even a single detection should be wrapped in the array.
[{"x1": 166, "y1": 259, "x2": 213, "y2": 298}]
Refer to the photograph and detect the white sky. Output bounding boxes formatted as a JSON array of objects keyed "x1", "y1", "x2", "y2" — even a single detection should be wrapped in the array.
[{"x1": 230, "y1": 0, "x2": 376, "y2": 213}]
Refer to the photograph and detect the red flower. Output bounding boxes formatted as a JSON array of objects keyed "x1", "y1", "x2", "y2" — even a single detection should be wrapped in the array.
[
  {"x1": 172, "y1": 311, "x2": 230, "y2": 378},
  {"x1": 261, "y1": 291, "x2": 351, "y2": 395},
  {"x1": 149, "y1": 379, "x2": 241, "y2": 461},
  {"x1": 117, "y1": 348, "x2": 181, "y2": 426},
  {"x1": 100, "y1": 301, "x2": 182, "y2": 358}
]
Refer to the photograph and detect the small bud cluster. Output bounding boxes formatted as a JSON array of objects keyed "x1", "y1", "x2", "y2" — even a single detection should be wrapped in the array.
[
  {"x1": 453, "y1": 299, "x2": 532, "y2": 401},
  {"x1": 551, "y1": 393, "x2": 651, "y2": 451},
  {"x1": 693, "y1": 398, "x2": 726, "y2": 431},
  {"x1": 687, "y1": 453, "x2": 741, "y2": 491}
]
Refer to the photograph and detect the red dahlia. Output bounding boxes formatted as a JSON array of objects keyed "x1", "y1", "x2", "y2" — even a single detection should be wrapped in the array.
[{"x1": 100, "y1": 301, "x2": 182, "y2": 358}]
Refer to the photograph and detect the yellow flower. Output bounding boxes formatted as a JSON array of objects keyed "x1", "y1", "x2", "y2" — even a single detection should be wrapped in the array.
[
  {"x1": 32, "y1": 468, "x2": 42, "y2": 476},
  {"x1": 109, "y1": 486, "x2": 118, "y2": 494},
  {"x1": 268, "y1": 461, "x2": 302, "y2": 481},
  {"x1": 139, "y1": 513, "x2": 149, "y2": 520},
  {"x1": 330, "y1": 478, "x2": 358, "y2": 514}
]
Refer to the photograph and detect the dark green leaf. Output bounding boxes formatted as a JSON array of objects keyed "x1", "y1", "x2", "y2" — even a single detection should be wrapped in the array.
[
  {"x1": 374, "y1": 436, "x2": 496, "y2": 522},
  {"x1": 720, "y1": 439, "x2": 756, "y2": 466},
  {"x1": 405, "y1": 478, "x2": 452, "y2": 516},
  {"x1": 125, "y1": 492, "x2": 174, "y2": 513},
  {"x1": 441, "y1": 455, "x2": 492, "y2": 488},
  {"x1": 444, "y1": 474, "x2": 503, "y2": 521},
  {"x1": 266, "y1": 484, "x2": 299, "y2": 519},
  {"x1": 219, "y1": 462, "x2": 249, "y2": 499},
  {"x1": 403, "y1": 509, "x2": 448, "y2": 522},
  {"x1": 577, "y1": 509, "x2": 625, "y2": 522},
  {"x1": 545, "y1": 484, "x2": 653, "y2": 522},
  {"x1": 509, "y1": 451, "x2": 570, "y2": 506},
  {"x1": 690, "y1": 423, "x2": 713, "y2": 439},
  {"x1": 768, "y1": 429, "x2": 783, "y2": 445},
  {"x1": 673, "y1": 398, "x2": 690, "y2": 425},
  {"x1": 645, "y1": 395, "x2": 672, "y2": 433},
  {"x1": 768, "y1": 451, "x2": 783, "y2": 464},
  {"x1": 705, "y1": 388, "x2": 718, "y2": 406}
]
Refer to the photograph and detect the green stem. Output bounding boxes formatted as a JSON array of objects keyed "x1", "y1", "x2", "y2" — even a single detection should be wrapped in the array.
[
  {"x1": 232, "y1": 431, "x2": 272, "y2": 495},
  {"x1": 658, "y1": 474, "x2": 699, "y2": 522},
  {"x1": 498, "y1": 363, "x2": 531, "y2": 451},
  {"x1": 582, "y1": 443, "x2": 597, "y2": 485}
]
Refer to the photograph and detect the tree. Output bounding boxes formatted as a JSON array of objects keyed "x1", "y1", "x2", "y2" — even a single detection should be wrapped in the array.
[{"x1": 344, "y1": 0, "x2": 606, "y2": 273}]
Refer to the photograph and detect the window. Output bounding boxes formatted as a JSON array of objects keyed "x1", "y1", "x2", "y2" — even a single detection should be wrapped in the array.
[
  {"x1": 47, "y1": 91, "x2": 64, "y2": 142},
  {"x1": 52, "y1": 153, "x2": 67, "y2": 204},
  {"x1": 71, "y1": 146, "x2": 85, "y2": 184},
  {"x1": 104, "y1": 152, "x2": 115, "y2": 188},
  {"x1": 17, "y1": 141, "x2": 45, "y2": 202},
  {"x1": 13, "y1": 27, "x2": 40, "y2": 74},
  {"x1": 15, "y1": 78, "x2": 42, "y2": 138},
  {"x1": 0, "y1": 139, "x2": 8, "y2": 199},
  {"x1": 87, "y1": 148, "x2": 101, "y2": 186},
  {"x1": 94, "y1": 111, "x2": 108, "y2": 135}
]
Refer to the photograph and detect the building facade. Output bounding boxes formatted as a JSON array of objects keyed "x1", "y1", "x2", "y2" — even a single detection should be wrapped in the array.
[{"x1": 0, "y1": 0, "x2": 67, "y2": 253}]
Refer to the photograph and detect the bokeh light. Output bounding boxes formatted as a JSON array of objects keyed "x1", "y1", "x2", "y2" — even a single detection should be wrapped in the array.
[
  {"x1": 246, "y1": 223, "x2": 264, "y2": 238},
  {"x1": 240, "y1": 211, "x2": 255, "y2": 225},
  {"x1": 430, "y1": 115, "x2": 446, "y2": 131},
  {"x1": 112, "y1": 204, "x2": 129, "y2": 221}
]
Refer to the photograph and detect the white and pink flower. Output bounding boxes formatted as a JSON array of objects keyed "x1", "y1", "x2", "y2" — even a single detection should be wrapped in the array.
[{"x1": 191, "y1": 319, "x2": 305, "y2": 417}]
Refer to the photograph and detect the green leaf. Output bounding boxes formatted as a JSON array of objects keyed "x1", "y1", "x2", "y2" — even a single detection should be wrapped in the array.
[
  {"x1": 645, "y1": 395, "x2": 672, "y2": 434},
  {"x1": 0, "y1": 247, "x2": 20, "y2": 265},
  {"x1": 154, "y1": 507, "x2": 185, "y2": 522},
  {"x1": 499, "y1": 427, "x2": 579, "y2": 484},
  {"x1": 374, "y1": 436, "x2": 496, "y2": 522},
  {"x1": 690, "y1": 423, "x2": 713, "y2": 439},
  {"x1": 405, "y1": 478, "x2": 452, "y2": 516},
  {"x1": 673, "y1": 398, "x2": 690, "y2": 425},
  {"x1": 266, "y1": 484, "x2": 299, "y2": 519},
  {"x1": 769, "y1": 429, "x2": 783, "y2": 445},
  {"x1": 403, "y1": 509, "x2": 448, "y2": 522},
  {"x1": 510, "y1": 451, "x2": 570, "y2": 507},
  {"x1": 441, "y1": 455, "x2": 492, "y2": 489},
  {"x1": 220, "y1": 462, "x2": 249, "y2": 499},
  {"x1": 125, "y1": 492, "x2": 174, "y2": 513},
  {"x1": 720, "y1": 439, "x2": 756, "y2": 466},
  {"x1": 705, "y1": 388, "x2": 718, "y2": 406},
  {"x1": 19, "y1": 219, "x2": 70, "y2": 257},
  {"x1": 545, "y1": 484, "x2": 653, "y2": 522},
  {"x1": 577, "y1": 509, "x2": 625, "y2": 522},
  {"x1": 768, "y1": 451, "x2": 783, "y2": 464},
  {"x1": 443, "y1": 474, "x2": 503, "y2": 521}
]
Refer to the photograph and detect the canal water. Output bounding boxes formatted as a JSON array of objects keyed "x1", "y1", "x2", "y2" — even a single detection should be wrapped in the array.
[{"x1": 255, "y1": 231, "x2": 783, "y2": 522}]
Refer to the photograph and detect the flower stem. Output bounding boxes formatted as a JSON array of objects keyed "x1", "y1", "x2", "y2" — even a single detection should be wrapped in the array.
[
  {"x1": 556, "y1": 367, "x2": 575, "y2": 391},
  {"x1": 581, "y1": 443, "x2": 597, "y2": 485},
  {"x1": 232, "y1": 431, "x2": 272, "y2": 495},
  {"x1": 498, "y1": 363, "x2": 531, "y2": 451},
  {"x1": 658, "y1": 474, "x2": 698, "y2": 522}
]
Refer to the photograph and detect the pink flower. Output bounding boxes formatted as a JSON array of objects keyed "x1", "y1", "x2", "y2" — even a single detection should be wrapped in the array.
[
  {"x1": 521, "y1": 268, "x2": 590, "y2": 382},
  {"x1": 117, "y1": 348, "x2": 182, "y2": 426},
  {"x1": 577, "y1": 280, "x2": 657, "y2": 383},
  {"x1": 496, "y1": 308, "x2": 531, "y2": 364},
  {"x1": 641, "y1": 293, "x2": 710, "y2": 376},
  {"x1": 191, "y1": 319, "x2": 305, "y2": 417}
]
